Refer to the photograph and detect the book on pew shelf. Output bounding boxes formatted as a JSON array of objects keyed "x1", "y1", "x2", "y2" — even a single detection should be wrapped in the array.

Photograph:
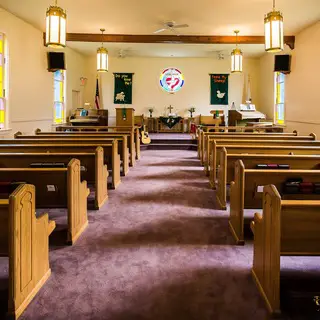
[
  {"x1": 256, "y1": 164, "x2": 290, "y2": 169},
  {"x1": 283, "y1": 178, "x2": 303, "y2": 194},
  {"x1": 30, "y1": 162, "x2": 66, "y2": 168},
  {"x1": 0, "y1": 181, "x2": 27, "y2": 194},
  {"x1": 267, "y1": 163, "x2": 278, "y2": 169},
  {"x1": 278, "y1": 164, "x2": 290, "y2": 169},
  {"x1": 314, "y1": 183, "x2": 320, "y2": 194},
  {"x1": 299, "y1": 182, "x2": 314, "y2": 194}
]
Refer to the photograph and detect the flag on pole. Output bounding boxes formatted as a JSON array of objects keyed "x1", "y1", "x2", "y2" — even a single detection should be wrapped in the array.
[{"x1": 95, "y1": 77, "x2": 100, "y2": 109}]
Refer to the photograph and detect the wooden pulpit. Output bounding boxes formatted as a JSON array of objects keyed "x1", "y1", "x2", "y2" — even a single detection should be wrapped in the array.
[{"x1": 116, "y1": 108, "x2": 135, "y2": 127}]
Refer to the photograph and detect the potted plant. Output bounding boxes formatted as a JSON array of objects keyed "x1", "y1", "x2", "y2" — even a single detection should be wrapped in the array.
[
  {"x1": 188, "y1": 107, "x2": 195, "y2": 118},
  {"x1": 148, "y1": 108, "x2": 154, "y2": 118}
]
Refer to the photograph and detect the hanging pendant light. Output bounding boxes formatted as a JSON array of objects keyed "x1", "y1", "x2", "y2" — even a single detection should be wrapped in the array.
[
  {"x1": 45, "y1": 0, "x2": 67, "y2": 48},
  {"x1": 97, "y1": 29, "x2": 108, "y2": 72},
  {"x1": 231, "y1": 30, "x2": 243, "y2": 73},
  {"x1": 264, "y1": 0, "x2": 284, "y2": 52}
]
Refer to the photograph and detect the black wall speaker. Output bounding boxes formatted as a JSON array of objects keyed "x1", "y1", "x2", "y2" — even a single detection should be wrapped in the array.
[
  {"x1": 47, "y1": 52, "x2": 66, "y2": 72},
  {"x1": 274, "y1": 54, "x2": 291, "y2": 74}
]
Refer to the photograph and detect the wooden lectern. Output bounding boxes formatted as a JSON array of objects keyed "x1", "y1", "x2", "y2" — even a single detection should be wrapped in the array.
[{"x1": 116, "y1": 107, "x2": 135, "y2": 127}]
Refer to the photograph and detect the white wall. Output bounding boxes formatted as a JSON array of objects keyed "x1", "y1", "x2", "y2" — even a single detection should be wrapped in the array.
[
  {"x1": 258, "y1": 21, "x2": 320, "y2": 136},
  {"x1": 0, "y1": 8, "x2": 87, "y2": 135},
  {"x1": 84, "y1": 56, "x2": 260, "y2": 125}
]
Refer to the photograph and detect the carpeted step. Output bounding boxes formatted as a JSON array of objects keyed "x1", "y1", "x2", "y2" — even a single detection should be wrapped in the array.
[
  {"x1": 142, "y1": 143, "x2": 197, "y2": 150},
  {"x1": 150, "y1": 139, "x2": 197, "y2": 145}
]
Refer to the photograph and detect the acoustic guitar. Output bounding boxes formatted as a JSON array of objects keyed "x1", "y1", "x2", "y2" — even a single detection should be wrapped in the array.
[{"x1": 141, "y1": 125, "x2": 151, "y2": 144}]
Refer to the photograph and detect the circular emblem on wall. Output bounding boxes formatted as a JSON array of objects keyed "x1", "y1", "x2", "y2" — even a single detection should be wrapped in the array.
[{"x1": 159, "y1": 68, "x2": 185, "y2": 93}]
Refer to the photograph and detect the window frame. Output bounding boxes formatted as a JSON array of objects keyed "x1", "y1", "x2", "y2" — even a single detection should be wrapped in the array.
[
  {"x1": 0, "y1": 32, "x2": 8, "y2": 130},
  {"x1": 53, "y1": 69, "x2": 66, "y2": 124},
  {"x1": 274, "y1": 71, "x2": 285, "y2": 125}
]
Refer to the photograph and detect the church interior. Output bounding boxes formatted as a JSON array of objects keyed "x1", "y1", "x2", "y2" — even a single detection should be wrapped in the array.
[{"x1": 0, "y1": 0, "x2": 320, "y2": 319}]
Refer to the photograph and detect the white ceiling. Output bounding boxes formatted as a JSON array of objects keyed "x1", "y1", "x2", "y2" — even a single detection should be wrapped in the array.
[{"x1": 1, "y1": 0, "x2": 319, "y2": 57}]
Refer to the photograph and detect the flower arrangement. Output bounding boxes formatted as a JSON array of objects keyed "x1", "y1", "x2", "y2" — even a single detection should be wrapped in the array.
[
  {"x1": 188, "y1": 107, "x2": 196, "y2": 117},
  {"x1": 148, "y1": 108, "x2": 154, "y2": 117}
]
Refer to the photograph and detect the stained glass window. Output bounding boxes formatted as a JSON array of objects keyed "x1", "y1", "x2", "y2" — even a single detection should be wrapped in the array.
[
  {"x1": 0, "y1": 33, "x2": 6, "y2": 129},
  {"x1": 274, "y1": 72, "x2": 285, "y2": 125},
  {"x1": 53, "y1": 70, "x2": 65, "y2": 124}
]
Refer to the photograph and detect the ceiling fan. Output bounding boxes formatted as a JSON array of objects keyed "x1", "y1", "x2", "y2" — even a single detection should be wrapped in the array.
[{"x1": 153, "y1": 21, "x2": 189, "y2": 34}]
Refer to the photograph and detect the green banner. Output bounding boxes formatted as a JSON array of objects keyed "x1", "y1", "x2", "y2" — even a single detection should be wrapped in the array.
[
  {"x1": 210, "y1": 74, "x2": 229, "y2": 105},
  {"x1": 114, "y1": 73, "x2": 133, "y2": 104}
]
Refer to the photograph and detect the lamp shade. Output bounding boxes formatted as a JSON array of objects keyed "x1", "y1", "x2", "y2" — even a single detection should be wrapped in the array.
[
  {"x1": 97, "y1": 47, "x2": 108, "y2": 72},
  {"x1": 45, "y1": 5, "x2": 66, "y2": 48},
  {"x1": 264, "y1": 10, "x2": 284, "y2": 52},
  {"x1": 231, "y1": 48, "x2": 243, "y2": 73}
]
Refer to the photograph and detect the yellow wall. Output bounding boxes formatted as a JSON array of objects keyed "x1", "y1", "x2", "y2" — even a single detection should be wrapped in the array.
[
  {"x1": 258, "y1": 21, "x2": 320, "y2": 136},
  {"x1": 84, "y1": 56, "x2": 260, "y2": 125},
  {"x1": 0, "y1": 8, "x2": 87, "y2": 134}
]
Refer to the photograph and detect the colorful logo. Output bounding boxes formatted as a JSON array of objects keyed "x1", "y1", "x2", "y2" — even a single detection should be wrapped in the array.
[{"x1": 160, "y1": 68, "x2": 184, "y2": 93}]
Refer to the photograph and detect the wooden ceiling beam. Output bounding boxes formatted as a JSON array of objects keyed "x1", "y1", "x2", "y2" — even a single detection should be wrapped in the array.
[{"x1": 55, "y1": 33, "x2": 295, "y2": 49}]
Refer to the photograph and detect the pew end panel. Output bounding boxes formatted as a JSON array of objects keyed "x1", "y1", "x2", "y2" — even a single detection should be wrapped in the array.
[
  {"x1": 95, "y1": 147, "x2": 108, "y2": 209},
  {"x1": 251, "y1": 185, "x2": 282, "y2": 315},
  {"x1": 216, "y1": 147, "x2": 227, "y2": 210},
  {"x1": 3, "y1": 184, "x2": 55, "y2": 319},
  {"x1": 67, "y1": 159, "x2": 90, "y2": 245},
  {"x1": 252, "y1": 185, "x2": 320, "y2": 315},
  {"x1": 229, "y1": 160, "x2": 245, "y2": 245},
  {"x1": 110, "y1": 140, "x2": 121, "y2": 189}
]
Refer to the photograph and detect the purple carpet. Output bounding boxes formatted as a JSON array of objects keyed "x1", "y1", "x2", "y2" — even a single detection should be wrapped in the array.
[{"x1": 0, "y1": 149, "x2": 319, "y2": 319}]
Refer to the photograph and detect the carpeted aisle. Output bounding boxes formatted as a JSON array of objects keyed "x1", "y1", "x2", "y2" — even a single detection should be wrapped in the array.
[{"x1": 2, "y1": 149, "x2": 269, "y2": 320}]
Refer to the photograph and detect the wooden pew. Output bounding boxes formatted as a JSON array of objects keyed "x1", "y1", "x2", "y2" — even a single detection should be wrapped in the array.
[
  {"x1": 0, "y1": 143, "x2": 120, "y2": 189},
  {"x1": 202, "y1": 133, "x2": 319, "y2": 173},
  {"x1": 11, "y1": 135, "x2": 129, "y2": 177},
  {"x1": 199, "y1": 130, "x2": 302, "y2": 165},
  {"x1": 32, "y1": 129, "x2": 137, "y2": 167},
  {"x1": 229, "y1": 159, "x2": 320, "y2": 245},
  {"x1": 0, "y1": 159, "x2": 89, "y2": 244},
  {"x1": 0, "y1": 184, "x2": 55, "y2": 319},
  {"x1": 0, "y1": 148, "x2": 108, "y2": 209},
  {"x1": 54, "y1": 125, "x2": 141, "y2": 160},
  {"x1": 216, "y1": 149, "x2": 320, "y2": 209},
  {"x1": 251, "y1": 185, "x2": 320, "y2": 315},
  {"x1": 210, "y1": 143, "x2": 320, "y2": 188}
]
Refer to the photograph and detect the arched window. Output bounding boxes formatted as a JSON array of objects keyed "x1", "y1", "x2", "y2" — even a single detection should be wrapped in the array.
[
  {"x1": 0, "y1": 33, "x2": 7, "y2": 129},
  {"x1": 53, "y1": 70, "x2": 66, "y2": 124}
]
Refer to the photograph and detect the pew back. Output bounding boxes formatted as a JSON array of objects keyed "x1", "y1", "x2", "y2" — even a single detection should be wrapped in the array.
[
  {"x1": 229, "y1": 160, "x2": 320, "y2": 244},
  {"x1": 210, "y1": 143, "x2": 320, "y2": 186},
  {"x1": 6, "y1": 137, "x2": 129, "y2": 176},
  {"x1": 216, "y1": 149, "x2": 320, "y2": 209},
  {"x1": 0, "y1": 143, "x2": 120, "y2": 189},
  {"x1": 0, "y1": 159, "x2": 89, "y2": 244},
  {"x1": 0, "y1": 148, "x2": 108, "y2": 209},
  {"x1": 205, "y1": 137, "x2": 320, "y2": 174}
]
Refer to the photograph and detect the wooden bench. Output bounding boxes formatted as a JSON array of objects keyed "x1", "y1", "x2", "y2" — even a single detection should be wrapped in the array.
[
  {"x1": 210, "y1": 144, "x2": 320, "y2": 188},
  {"x1": 32, "y1": 129, "x2": 137, "y2": 167},
  {"x1": 203, "y1": 133, "x2": 316, "y2": 168},
  {"x1": 0, "y1": 148, "x2": 108, "y2": 209},
  {"x1": 0, "y1": 143, "x2": 120, "y2": 189},
  {"x1": 199, "y1": 130, "x2": 302, "y2": 164},
  {"x1": 0, "y1": 159, "x2": 89, "y2": 244},
  {"x1": 251, "y1": 185, "x2": 320, "y2": 315},
  {"x1": 216, "y1": 150, "x2": 320, "y2": 209},
  {"x1": 11, "y1": 135, "x2": 129, "y2": 177},
  {"x1": 229, "y1": 159, "x2": 320, "y2": 245},
  {"x1": 54, "y1": 125, "x2": 141, "y2": 160},
  {"x1": 0, "y1": 184, "x2": 55, "y2": 319}
]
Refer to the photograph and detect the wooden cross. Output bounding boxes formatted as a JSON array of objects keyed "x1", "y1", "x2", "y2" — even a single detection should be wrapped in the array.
[{"x1": 167, "y1": 105, "x2": 173, "y2": 113}]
